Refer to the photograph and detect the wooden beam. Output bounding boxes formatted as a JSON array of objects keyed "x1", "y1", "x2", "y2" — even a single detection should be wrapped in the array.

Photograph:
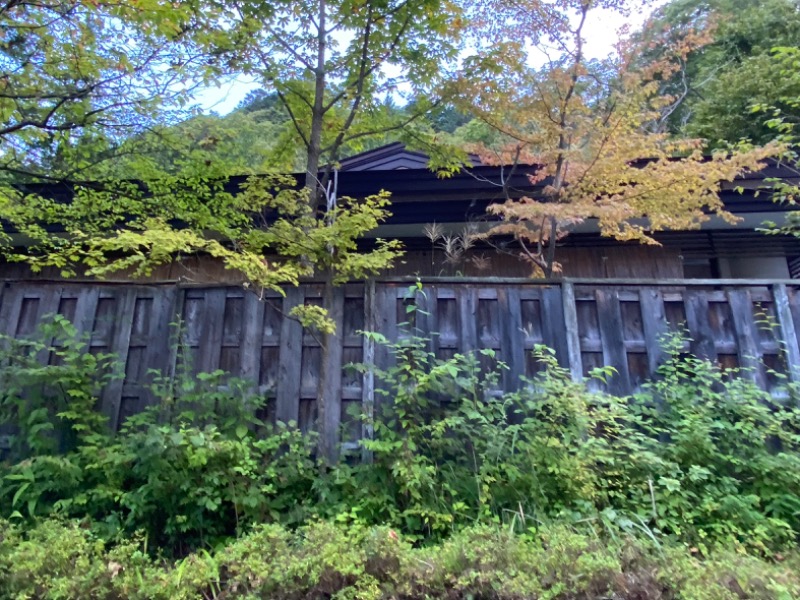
[
  {"x1": 276, "y1": 287, "x2": 304, "y2": 425},
  {"x1": 773, "y1": 284, "x2": 800, "y2": 383},
  {"x1": 562, "y1": 282, "x2": 583, "y2": 381},
  {"x1": 361, "y1": 280, "x2": 376, "y2": 463}
]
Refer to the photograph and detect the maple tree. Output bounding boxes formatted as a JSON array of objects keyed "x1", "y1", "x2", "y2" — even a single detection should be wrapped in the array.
[
  {"x1": 185, "y1": 0, "x2": 464, "y2": 199},
  {"x1": 175, "y1": 0, "x2": 465, "y2": 460},
  {"x1": 456, "y1": 0, "x2": 781, "y2": 277}
]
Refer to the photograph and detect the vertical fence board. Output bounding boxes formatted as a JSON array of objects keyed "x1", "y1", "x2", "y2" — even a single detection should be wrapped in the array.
[
  {"x1": 595, "y1": 289, "x2": 632, "y2": 394},
  {"x1": 276, "y1": 287, "x2": 304, "y2": 424},
  {"x1": 142, "y1": 287, "x2": 180, "y2": 405},
  {"x1": 373, "y1": 284, "x2": 398, "y2": 418},
  {"x1": 239, "y1": 293, "x2": 265, "y2": 385},
  {"x1": 458, "y1": 286, "x2": 478, "y2": 354},
  {"x1": 562, "y1": 282, "x2": 583, "y2": 381},
  {"x1": 639, "y1": 288, "x2": 668, "y2": 375},
  {"x1": 195, "y1": 289, "x2": 227, "y2": 374},
  {"x1": 540, "y1": 286, "x2": 568, "y2": 368},
  {"x1": 361, "y1": 280, "x2": 376, "y2": 462},
  {"x1": 320, "y1": 286, "x2": 345, "y2": 461},
  {"x1": 72, "y1": 287, "x2": 101, "y2": 339},
  {"x1": 100, "y1": 289, "x2": 137, "y2": 431},
  {"x1": 420, "y1": 284, "x2": 439, "y2": 357},
  {"x1": 773, "y1": 284, "x2": 800, "y2": 383},
  {"x1": 498, "y1": 287, "x2": 525, "y2": 390},
  {"x1": 727, "y1": 289, "x2": 767, "y2": 387},
  {"x1": 0, "y1": 283, "x2": 24, "y2": 338},
  {"x1": 35, "y1": 286, "x2": 64, "y2": 365},
  {"x1": 684, "y1": 291, "x2": 718, "y2": 361}
]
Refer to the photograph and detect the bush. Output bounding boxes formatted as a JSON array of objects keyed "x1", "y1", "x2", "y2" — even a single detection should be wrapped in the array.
[
  {"x1": 340, "y1": 331, "x2": 800, "y2": 551},
  {"x1": 1, "y1": 518, "x2": 799, "y2": 600},
  {"x1": 3, "y1": 317, "x2": 800, "y2": 558},
  {"x1": 0, "y1": 314, "x2": 119, "y2": 460}
]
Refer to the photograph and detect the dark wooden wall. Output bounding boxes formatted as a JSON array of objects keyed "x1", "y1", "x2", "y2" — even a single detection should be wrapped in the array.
[
  {"x1": 1, "y1": 278, "x2": 799, "y2": 452},
  {"x1": 0, "y1": 245, "x2": 684, "y2": 282}
]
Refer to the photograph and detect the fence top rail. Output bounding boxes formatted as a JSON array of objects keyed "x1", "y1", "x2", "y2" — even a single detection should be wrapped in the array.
[
  {"x1": 1, "y1": 276, "x2": 798, "y2": 288},
  {"x1": 377, "y1": 276, "x2": 800, "y2": 286}
]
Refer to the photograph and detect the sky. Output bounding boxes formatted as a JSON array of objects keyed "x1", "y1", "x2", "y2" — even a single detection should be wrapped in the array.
[{"x1": 196, "y1": 0, "x2": 668, "y2": 115}]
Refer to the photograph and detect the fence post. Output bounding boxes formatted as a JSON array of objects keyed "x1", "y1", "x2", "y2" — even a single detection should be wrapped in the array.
[
  {"x1": 561, "y1": 281, "x2": 583, "y2": 381},
  {"x1": 361, "y1": 279, "x2": 376, "y2": 462},
  {"x1": 773, "y1": 284, "x2": 800, "y2": 383},
  {"x1": 276, "y1": 287, "x2": 304, "y2": 424}
]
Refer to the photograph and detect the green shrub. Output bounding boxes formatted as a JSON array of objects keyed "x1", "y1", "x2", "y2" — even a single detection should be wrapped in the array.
[
  {"x1": 1, "y1": 329, "x2": 320, "y2": 555},
  {"x1": 627, "y1": 336, "x2": 800, "y2": 551},
  {"x1": 0, "y1": 314, "x2": 119, "y2": 459},
  {"x1": 1, "y1": 518, "x2": 799, "y2": 600},
  {"x1": 3, "y1": 317, "x2": 800, "y2": 557}
]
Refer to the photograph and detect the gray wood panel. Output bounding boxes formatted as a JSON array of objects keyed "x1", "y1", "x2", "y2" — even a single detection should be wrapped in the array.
[{"x1": 2, "y1": 279, "x2": 798, "y2": 445}]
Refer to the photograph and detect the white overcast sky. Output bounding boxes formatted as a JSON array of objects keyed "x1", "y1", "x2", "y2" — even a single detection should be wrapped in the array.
[{"x1": 196, "y1": 0, "x2": 667, "y2": 115}]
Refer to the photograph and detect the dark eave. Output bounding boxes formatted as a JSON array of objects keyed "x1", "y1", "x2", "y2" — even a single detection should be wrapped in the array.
[{"x1": 6, "y1": 158, "x2": 798, "y2": 236}]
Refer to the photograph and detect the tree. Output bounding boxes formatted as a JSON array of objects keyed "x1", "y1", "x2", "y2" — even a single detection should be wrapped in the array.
[
  {"x1": 752, "y1": 47, "x2": 800, "y2": 235},
  {"x1": 173, "y1": 0, "x2": 466, "y2": 460},
  {"x1": 186, "y1": 0, "x2": 463, "y2": 199},
  {"x1": 640, "y1": 0, "x2": 800, "y2": 146},
  {"x1": 0, "y1": 0, "x2": 206, "y2": 184},
  {"x1": 454, "y1": 0, "x2": 780, "y2": 277}
]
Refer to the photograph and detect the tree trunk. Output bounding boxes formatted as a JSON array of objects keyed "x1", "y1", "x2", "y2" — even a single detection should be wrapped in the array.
[
  {"x1": 298, "y1": 0, "x2": 343, "y2": 462},
  {"x1": 304, "y1": 0, "x2": 327, "y2": 206}
]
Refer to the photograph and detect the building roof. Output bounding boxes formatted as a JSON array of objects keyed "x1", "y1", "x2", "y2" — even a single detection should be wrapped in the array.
[
  {"x1": 7, "y1": 149, "x2": 799, "y2": 241},
  {"x1": 338, "y1": 142, "x2": 432, "y2": 171},
  {"x1": 337, "y1": 142, "x2": 484, "y2": 171}
]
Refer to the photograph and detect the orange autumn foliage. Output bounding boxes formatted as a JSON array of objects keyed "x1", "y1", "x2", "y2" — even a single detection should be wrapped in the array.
[{"x1": 456, "y1": 0, "x2": 782, "y2": 276}]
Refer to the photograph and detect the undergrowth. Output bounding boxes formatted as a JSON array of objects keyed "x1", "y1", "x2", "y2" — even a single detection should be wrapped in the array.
[
  {"x1": 1, "y1": 518, "x2": 799, "y2": 600},
  {"x1": 1, "y1": 314, "x2": 800, "y2": 597}
]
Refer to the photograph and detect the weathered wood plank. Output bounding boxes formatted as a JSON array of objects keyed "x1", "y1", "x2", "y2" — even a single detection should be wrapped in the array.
[
  {"x1": 773, "y1": 284, "x2": 800, "y2": 383},
  {"x1": 0, "y1": 283, "x2": 24, "y2": 337},
  {"x1": 639, "y1": 288, "x2": 669, "y2": 376},
  {"x1": 319, "y1": 286, "x2": 345, "y2": 462},
  {"x1": 420, "y1": 284, "x2": 439, "y2": 357},
  {"x1": 498, "y1": 287, "x2": 526, "y2": 391},
  {"x1": 100, "y1": 289, "x2": 138, "y2": 431},
  {"x1": 71, "y1": 287, "x2": 101, "y2": 339},
  {"x1": 540, "y1": 286, "x2": 568, "y2": 367},
  {"x1": 275, "y1": 287, "x2": 304, "y2": 424},
  {"x1": 595, "y1": 289, "x2": 632, "y2": 395},
  {"x1": 561, "y1": 282, "x2": 583, "y2": 381},
  {"x1": 34, "y1": 286, "x2": 63, "y2": 365},
  {"x1": 361, "y1": 280, "x2": 376, "y2": 462},
  {"x1": 372, "y1": 283, "x2": 398, "y2": 419},
  {"x1": 195, "y1": 288, "x2": 227, "y2": 374},
  {"x1": 140, "y1": 286, "x2": 180, "y2": 406},
  {"x1": 683, "y1": 291, "x2": 718, "y2": 362},
  {"x1": 727, "y1": 289, "x2": 767, "y2": 388},
  {"x1": 458, "y1": 286, "x2": 478, "y2": 354},
  {"x1": 239, "y1": 292, "x2": 265, "y2": 384}
]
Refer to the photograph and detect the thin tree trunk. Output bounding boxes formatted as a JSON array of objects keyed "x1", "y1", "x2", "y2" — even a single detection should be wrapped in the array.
[
  {"x1": 304, "y1": 0, "x2": 327, "y2": 206},
  {"x1": 299, "y1": 0, "x2": 342, "y2": 462}
]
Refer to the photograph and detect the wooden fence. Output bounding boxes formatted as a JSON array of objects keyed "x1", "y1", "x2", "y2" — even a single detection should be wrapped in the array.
[{"x1": 1, "y1": 278, "x2": 800, "y2": 451}]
